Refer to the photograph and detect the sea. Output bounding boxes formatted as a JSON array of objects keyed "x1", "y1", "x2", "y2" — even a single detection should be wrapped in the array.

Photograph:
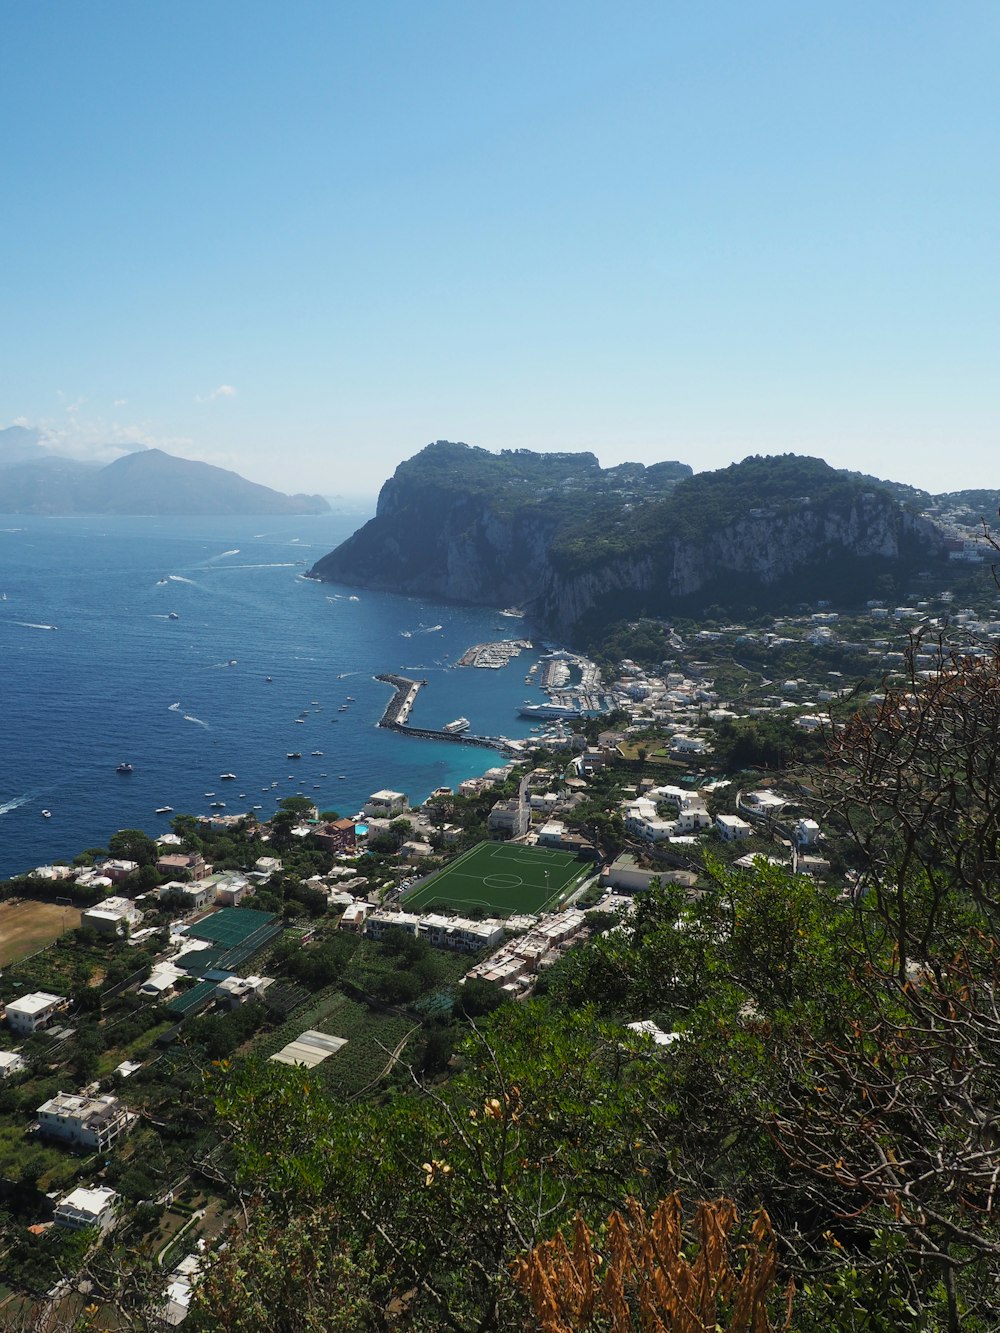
[{"x1": 0, "y1": 511, "x2": 552, "y2": 881}]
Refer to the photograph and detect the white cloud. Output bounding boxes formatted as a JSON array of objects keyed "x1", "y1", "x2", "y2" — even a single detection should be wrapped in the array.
[
  {"x1": 113, "y1": 398, "x2": 128, "y2": 407},
  {"x1": 195, "y1": 384, "x2": 238, "y2": 403},
  {"x1": 12, "y1": 409, "x2": 192, "y2": 467}
]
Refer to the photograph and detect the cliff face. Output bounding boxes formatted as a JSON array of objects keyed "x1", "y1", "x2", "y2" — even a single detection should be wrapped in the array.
[{"x1": 309, "y1": 443, "x2": 946, "y2": 636}]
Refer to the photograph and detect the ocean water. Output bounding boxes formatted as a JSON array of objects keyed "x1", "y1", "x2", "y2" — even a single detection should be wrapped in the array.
[{"x1": 0, "y1": 513, "x2": 549, "y2": 880}]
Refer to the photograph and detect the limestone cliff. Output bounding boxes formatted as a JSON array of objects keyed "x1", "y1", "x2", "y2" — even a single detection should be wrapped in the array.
[{"x1": 308, "y1": 443, "x2": 946, "y2": 637}]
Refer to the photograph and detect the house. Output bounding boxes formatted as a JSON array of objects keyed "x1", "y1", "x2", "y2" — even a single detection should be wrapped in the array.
[
  {"x1": 536, "y1": 819, "x2": 568, "y2": 848},
  {"x1": 254, "y1": 856, "x2": 283, "y2": 876},
  {"x1": 98, "y1": 859, "x2": 139, "y2": 884},
  {"x1": 82, "y1": 896, "x2": 143, "y2": 937},
  {"x1": 156, "y1": 852, "x2": 208, "y2": 881},
  {"x1": 5, "y1": 992, "x2": 67, "y2": 1035},
  {"x1": 715, "y1": 814, "x2": 752, "y2": 842},
  {"x1": 487, "y1": 799, "x2": 530, "y2": 840},
  {"x1": 213, "y1": 876, "x2": 253, "y2": 907},
  {"x1": 37, "y1": 1091, "x2": 134, "y2": 1151},
  {"x1": 401, "y1": 839, "x2": 433, "y2": 861},
  {"x1": 215, "y1": 975, "x2": 270, "y2": 1008},
  {"x1": 159, "y1": 881, "x2": 214, "y2": 912},
  {"x1": 0, "y1": 1051, "x2": 26, "y2": 1079},
  {"x1": 312, "y1": 818, "x2": 358, "y2": 854},
  {"x1": 138, "y1": 963, "x2": 187, "y2": 999},
  {"x1": 54, "y1": 1185, "x2": 119, "y2": 1232},
  {"x1": 362, "y1": 790, "x2": 408, "y2": 818},
  {"x1": 600, "y1": 853, "x2": 691, "y2": 894},
  {"x1": 795, "y1": 818, "x2": 821, "y2": 846}
]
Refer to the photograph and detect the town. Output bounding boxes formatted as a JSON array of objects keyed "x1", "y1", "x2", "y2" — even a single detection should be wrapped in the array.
[{"x1": 1, "y1": 545, "x2": 998, "y2": 1328}]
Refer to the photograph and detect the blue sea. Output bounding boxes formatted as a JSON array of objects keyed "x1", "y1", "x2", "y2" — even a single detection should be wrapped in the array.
[{"x1": 0, "y1": 512, "x2": 550, "y2": 880}]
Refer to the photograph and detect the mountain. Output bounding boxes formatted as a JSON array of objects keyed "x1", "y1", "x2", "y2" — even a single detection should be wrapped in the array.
[
  {"x1": 308, "y1": 442, "x2": 947, "y2": 638},
  {"x1": 0, "y1": 438, "x2": 330, "y2": 515}
]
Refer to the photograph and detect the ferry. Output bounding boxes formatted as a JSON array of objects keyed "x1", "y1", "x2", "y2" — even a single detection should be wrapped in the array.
[{"x1": 443, "y1": 717, "x2": 471, "y2": 734}]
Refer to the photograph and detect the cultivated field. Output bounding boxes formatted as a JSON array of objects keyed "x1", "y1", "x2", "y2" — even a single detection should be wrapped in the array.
[
  {"x1": 0, "y1": 898, "x2": 82, "y2": 967},
  {"x1": 403, "y1": 841, "x2": 588, "y2": 917}
]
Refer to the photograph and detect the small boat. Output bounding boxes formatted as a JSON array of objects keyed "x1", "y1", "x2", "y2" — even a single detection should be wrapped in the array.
[
  {"x1": 220, "y1": 772, "x2": 237, "y2": 780},
  {"x1": 339, "y1": 774, "x2": 347, "y2": 780},
  {"x1": 311, "y1": 750, "x2": 324, "y2": 756},
  {"x1": 287, "y1": 752, "x2": 302, "y2": 759},
  {"x1": 41, "y1": 809, "x2": 52, "y2": 819},
  {"x1": 155, "y1": 806, "x2": 173, "y2": 814},
  {"x1": 346, "y1": 696, "x2": 355, "y2": 702},
  {"x1": 205, "y1": 792, "x2": 215, "y2": 798},
  {"x1": 265, "y1": 676, "x2": 273, "y2": 682},
  {"x1": 310, "y1": 701, "x2": 320, "y2": 705},
  {"x1": 167, "y1": 611, "x2": 179, "y2": 620},
  {"x1": 295, "y1": 718, "x2": 305, "y2": 724},
  {"x1": 116, "y1": 762, "x2": 134, "y2": 774},
  {"x1": 227, "y1": 659, "x2": 238, "y2": 666},
  {"x1": 210, "y1": 801, "x2": 226, "y2": 808}
]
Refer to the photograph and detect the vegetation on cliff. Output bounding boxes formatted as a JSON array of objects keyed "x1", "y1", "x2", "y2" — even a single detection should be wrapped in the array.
[{"x1": 309, "y1": 443, "x2": 945, "y2": 641}]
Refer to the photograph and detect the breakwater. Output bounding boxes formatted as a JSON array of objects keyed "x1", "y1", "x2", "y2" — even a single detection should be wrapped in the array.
[{"x1": 375, "y1": 673, "x2": 519, "y2": 755}]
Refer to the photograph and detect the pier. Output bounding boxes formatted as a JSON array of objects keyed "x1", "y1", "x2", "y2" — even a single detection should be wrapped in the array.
[{"x1": 374, "y1": 673, "x2": 520, "y2": 755}]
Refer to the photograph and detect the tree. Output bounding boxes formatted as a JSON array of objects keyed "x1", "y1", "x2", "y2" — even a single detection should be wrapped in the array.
[{"x1": 108, "y1": 828, "x2": 158, "y2": 867}]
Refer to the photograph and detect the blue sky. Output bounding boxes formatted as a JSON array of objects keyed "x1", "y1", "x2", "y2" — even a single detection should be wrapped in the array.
[{"x1": 2, "y1": 2, "x2": 998, "y2": 496}]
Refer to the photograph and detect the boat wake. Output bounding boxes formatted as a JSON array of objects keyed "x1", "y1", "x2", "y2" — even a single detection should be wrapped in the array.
[
  {"x1": 183, "y1": 714, "x2": 209, "y2": 728},
  {"x1": 0, "y1": 793, "x2": 31, "y2": 816},
  {"x1": 168, "y1": 575, "x2": 195, "y2": 584},
  {"x1": 168, "y1": 702, "x2": 181, "y2": 711},
  {"x1": 14, "y1": 621, "x2": 58, "y2": 631}
]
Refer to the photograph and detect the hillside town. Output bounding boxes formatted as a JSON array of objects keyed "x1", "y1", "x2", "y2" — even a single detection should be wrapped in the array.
[{"x1": 1, "y1": 558, "x2": 999, "y2": 1328}]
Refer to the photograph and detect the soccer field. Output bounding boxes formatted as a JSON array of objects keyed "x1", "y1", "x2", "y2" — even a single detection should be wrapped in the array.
[{"x1": 402, "y1": 841, "x2": 588, "y2": 917}]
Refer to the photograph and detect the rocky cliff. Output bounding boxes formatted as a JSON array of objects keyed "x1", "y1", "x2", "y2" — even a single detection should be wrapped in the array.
[{"x1": 308, "y1": 443, "x2": 946, "y2": 637}]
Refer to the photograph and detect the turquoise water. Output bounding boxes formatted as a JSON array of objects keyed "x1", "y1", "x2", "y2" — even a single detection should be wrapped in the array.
[{"x1": 0, "y1": 513, "x2": 548, "y2": 879}]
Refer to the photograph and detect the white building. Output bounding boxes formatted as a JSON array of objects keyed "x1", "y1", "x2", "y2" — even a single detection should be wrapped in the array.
[
  {"x1": 363, "y1": 790, "x2": 408, "y2": 818},
  {"x1": 365, "y1": 910, "x2": 505, "y2": 954},
  {"x1": 716, "y1": 814, "x2": 752, "y2": 842},
  {"x1": 37, "y1": 1092, "x2": 134, "y2": 1151},
  {"x1": 5, "y1": 991, "x2": 66, "y2": 1035},
  {"x1": 82, "y1": 896, "x2": 143, "y2": 937},
  {"x1": 795, "y1": 818, "x2": 821, "y2": 846},
  {"x1": 54, "y1": 1185, "x2": 119, "y2": 1232},
  {"x1": 0, "y1": 1051, "x2": 26, "y2": 1079},
  {"x1": 487, "y1": 799, "x2": 530, "y2": 840}
]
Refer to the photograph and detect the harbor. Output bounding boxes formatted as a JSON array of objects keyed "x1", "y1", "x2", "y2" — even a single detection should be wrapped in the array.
[{"x1": 375, "y1": 673, "x2": 522, "y2": 755}]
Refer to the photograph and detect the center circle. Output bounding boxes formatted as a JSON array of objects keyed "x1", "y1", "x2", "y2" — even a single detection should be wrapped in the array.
[{"x1": 482, "y1": 874, "x2": 522, "y2": 890}]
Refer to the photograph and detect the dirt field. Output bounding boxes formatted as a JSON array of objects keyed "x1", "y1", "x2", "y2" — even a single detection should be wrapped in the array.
[{"x1": 0, "y1": 898, "x2": 82, "y2": 967}]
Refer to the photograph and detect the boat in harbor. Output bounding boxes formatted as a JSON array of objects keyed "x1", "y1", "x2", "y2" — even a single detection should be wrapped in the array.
[{"x1": 443, "y1": 717, "x2": 471, "y2": 734}]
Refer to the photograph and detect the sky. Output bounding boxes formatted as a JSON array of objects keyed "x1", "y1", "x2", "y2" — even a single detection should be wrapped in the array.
[{"x1": 2, "y1": 2, "x2": 998, "y2": 497}]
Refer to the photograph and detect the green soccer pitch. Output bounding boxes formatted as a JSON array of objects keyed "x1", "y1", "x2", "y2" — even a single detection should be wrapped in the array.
[{"x1": 402, "y1": 841, "x2": 589, "y2": 917}]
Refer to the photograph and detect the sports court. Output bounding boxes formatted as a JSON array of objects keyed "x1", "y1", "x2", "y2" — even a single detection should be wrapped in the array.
[{"x1": 403, "y1": 841, "x2": 588, "y2": 916}]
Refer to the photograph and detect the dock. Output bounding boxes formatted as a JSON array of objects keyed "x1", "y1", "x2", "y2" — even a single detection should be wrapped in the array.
[{"x1": 374, "y1": 673, "x2": 519, "y2": 755}]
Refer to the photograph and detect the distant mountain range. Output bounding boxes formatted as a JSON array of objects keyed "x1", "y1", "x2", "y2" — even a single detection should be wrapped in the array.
[
  {"x1": 309, "y1": 441, "x2": 969, "y2": 639},
  {"x1": 0, "y1": 428, "x2": 330, "y2": 515}
]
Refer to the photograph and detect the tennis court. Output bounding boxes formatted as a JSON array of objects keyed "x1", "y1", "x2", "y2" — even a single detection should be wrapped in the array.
[{"x1": 403, "y1": 841, "x2": 588, "y2": 916}]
